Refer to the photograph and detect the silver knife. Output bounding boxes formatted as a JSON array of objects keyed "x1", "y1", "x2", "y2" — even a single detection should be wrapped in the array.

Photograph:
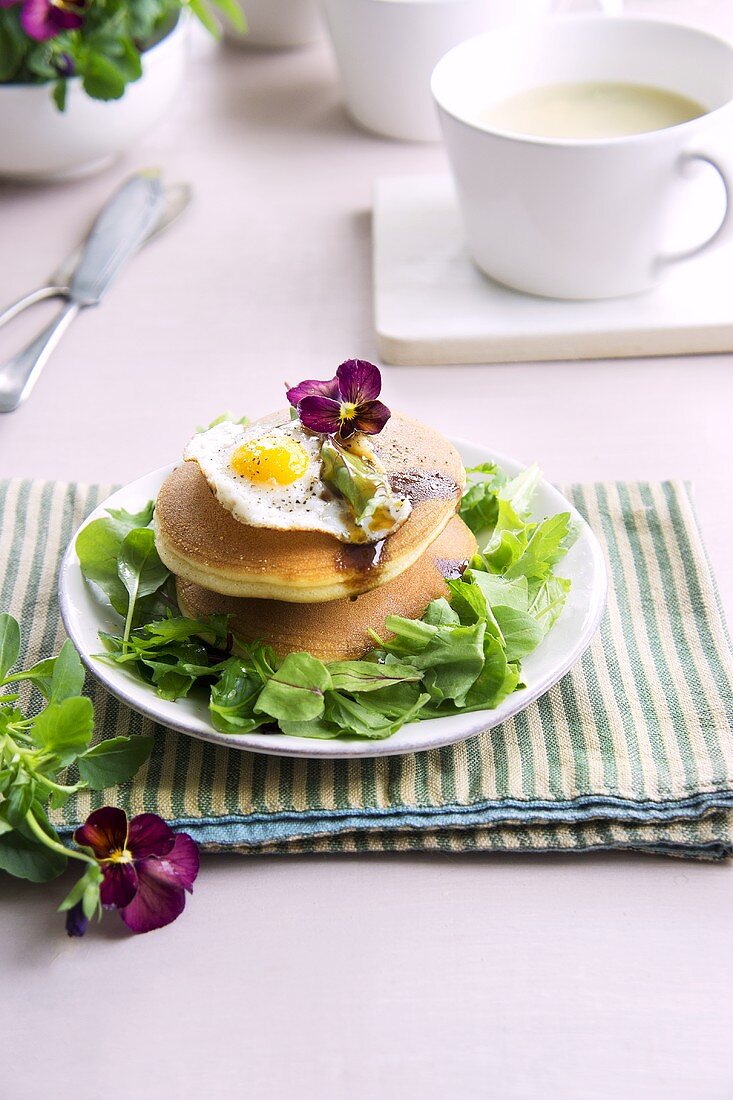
[
  {"x1": 0, "y1": 183, "x2": 191, "y2": 329},
  {"x1": 0, "y1": 171, "x2": 168, "y2": 414}
]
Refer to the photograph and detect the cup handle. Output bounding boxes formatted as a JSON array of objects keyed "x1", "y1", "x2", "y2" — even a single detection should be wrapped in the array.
[{"x1": 659, "y1": 150, "x2": 733, "y2": 266}]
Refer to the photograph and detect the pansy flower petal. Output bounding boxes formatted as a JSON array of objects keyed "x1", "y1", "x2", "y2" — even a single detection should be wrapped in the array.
[
  {"x1": 353, "y1": 399, "x2": 391, "y2": 436},
  {"x1": 157, "y1": 834, "x2": 200, "y2": 893},
  {"x1": 74, "y1": 806, "x2": 128, "y2": 859},
  {"x1": 297, "y1": 395, "x2": 343, "y2": 435},
  {"x1": 286, "y1": 376, "x2": 340, "y2": 407},
  {"x1": 20, "y1": 0, "x2": 63, "y2": 40},
  {"x1": 53, "y1": 5, "x2": 83, "y2": 29},
  {"x1": 336, "y1": 359, "x2": 382, "y2": 404},
  {"x1": 127, "y1": 812, "x2": 176, "y2": 860},
  {"x1": 119, "y1": 859, "x2": 187, "y2": 934},
  {"x1": 100, "y1": 862, "x2": 138, "y2": 910}
]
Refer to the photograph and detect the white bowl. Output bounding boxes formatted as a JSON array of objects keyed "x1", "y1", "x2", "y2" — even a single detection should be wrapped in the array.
[
  {"x1": 225, "y1": 0, "x2": 323, "y2": 48},
  {"x1": 0, "y1": 16, "x2": 189, "y2": 181}
]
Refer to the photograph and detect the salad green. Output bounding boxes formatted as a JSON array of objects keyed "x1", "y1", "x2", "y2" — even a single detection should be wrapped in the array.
[
  {"x1": 0, "y1": 614, "x2": 153, "y2": 884},
  {"x1": 76, "y1": 461, "x2": 577, "y2": 741}
]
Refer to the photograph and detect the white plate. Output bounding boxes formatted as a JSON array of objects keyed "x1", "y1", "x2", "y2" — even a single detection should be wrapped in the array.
[{"x1": 58, "y1": 441, "x2": 607, "y2": 759}]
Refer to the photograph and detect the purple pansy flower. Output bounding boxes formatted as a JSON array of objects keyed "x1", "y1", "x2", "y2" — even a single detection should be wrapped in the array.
[
  {"x1": 286, "y1": 359, "x2": 390, "y2": 440},
  {"x1": 20, "y1": 0, "x2": 85, "y2": 42},
  {"x1": 72, "y1": 806, "x2": 199, "y2": 935}
]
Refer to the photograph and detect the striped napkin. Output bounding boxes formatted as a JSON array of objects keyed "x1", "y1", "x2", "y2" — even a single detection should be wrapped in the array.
[{"x1": 2, "y1": 477, "x2": 733, "y2": 860}]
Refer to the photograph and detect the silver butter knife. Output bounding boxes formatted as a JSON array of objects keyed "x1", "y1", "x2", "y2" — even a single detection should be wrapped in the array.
[
  {"x1": 0, "y1": 182, "x2": 191, "y2": 330},
  {"x1": 0, "y1": 171, "x2": 169, "y2": 414}
]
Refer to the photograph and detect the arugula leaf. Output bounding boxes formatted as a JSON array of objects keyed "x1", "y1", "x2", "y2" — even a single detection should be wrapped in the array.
[
  {"x1": 529, "y1": 575, "x2": 572, "y2": 633},
  {"x1": 470, "y1": 571, "x2": 529, "y2": 612},
  {"x1": 492, "y1": 605, "x2": 545, "y2": 663},
  {"x1": 422, "y1": 598, "x2": 460, "y2": 627},
  {"x1": 375, "y1": 617, "x2": 438, "y2": 657},
  {"x1": 107, "y1": 503, "x2": 155, "y2": 528},
  {"x1": 409, "y1": 622, "x2": 487, "y2": 707},
  {"x1": 499, "y1": 464, "x2": 542, "y2": 516},
  {"x1": 505, "y1": 512, "x2": 577, "y2": 584}
]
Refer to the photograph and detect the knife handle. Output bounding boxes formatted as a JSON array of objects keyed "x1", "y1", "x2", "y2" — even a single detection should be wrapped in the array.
[{"x1": 0, "y1": 301, "x2": 80, "y2": 414}]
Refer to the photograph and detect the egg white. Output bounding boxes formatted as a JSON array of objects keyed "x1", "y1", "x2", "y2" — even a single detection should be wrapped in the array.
[{"x1": 184, "y1": 418, "x2": 365, "y2": 541}]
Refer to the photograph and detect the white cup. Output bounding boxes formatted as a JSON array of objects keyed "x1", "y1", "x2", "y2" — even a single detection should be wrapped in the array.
[
  {"x1": 431, "y1": 15, "x2": 733, "y2": 299},
  {"x1": 321, "y1": 0, "x2": 560, "y2": 142}
]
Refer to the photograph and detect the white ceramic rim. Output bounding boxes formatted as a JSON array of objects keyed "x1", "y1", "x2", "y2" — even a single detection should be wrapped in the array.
[
  {"x1": 430, "y1": 14, "x2": 733, "y2": 149},
  {"x1": 58, "y1": 441, "x2": 608, "y2": 759}
]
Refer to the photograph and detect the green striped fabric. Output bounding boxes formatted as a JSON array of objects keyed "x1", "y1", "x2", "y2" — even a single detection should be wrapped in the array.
[{"x1": 2, "y1": 477, "x2": 732, "y2": 860}]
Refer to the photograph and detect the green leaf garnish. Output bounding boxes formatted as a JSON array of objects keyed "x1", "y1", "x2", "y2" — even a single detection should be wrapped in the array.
[
  {"x1": 320, "y1": 438, "x2": 410, "y2": 541},
  {"x1": 0, "y1": 617, "x2": 154, "y2": 888}
]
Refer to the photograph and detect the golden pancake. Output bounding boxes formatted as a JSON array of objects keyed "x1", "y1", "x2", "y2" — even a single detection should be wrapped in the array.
[
  {"x1": 155, "y1": 412, "x2": 465, "y2": 603},
  {"x1": 175, "y1": 516, "x2": 477, "y2": 661}
]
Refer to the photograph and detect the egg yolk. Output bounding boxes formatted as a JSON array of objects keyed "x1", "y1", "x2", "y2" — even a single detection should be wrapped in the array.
[{"x1": 230, "y1": 437, "x2": 309, "y2": 486}]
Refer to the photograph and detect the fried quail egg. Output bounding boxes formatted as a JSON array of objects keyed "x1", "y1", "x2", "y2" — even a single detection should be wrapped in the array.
[{"x1": 183, "y1": 418, "x2": 410, "y2": 543}]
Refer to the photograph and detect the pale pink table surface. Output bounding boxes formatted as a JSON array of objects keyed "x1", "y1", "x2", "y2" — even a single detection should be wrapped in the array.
[{"x1": 1, "y1": 4, "x2": 733, "y2": 1098}]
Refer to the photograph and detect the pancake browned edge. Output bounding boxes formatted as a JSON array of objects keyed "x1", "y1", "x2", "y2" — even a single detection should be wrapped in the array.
[
  {"x1": 176, "y1": 516, "x2": 477, "y2": 661},
  {"x1": 155, "y1": 411, "x2": 466, "y2": 603}
]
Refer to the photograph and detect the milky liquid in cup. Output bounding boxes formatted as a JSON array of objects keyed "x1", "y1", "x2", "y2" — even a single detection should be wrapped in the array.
[{"x1": 481, "y1": 81, "x2": 706, "y2": 139}]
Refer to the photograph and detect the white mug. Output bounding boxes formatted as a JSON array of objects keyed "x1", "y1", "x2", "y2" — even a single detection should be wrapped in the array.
[
  {"x1": 431, "y1": 15, "x2": 733, "y2": 299},
  {"x1": 321, "y1": 0, "x2": 609, "y2": 143}
]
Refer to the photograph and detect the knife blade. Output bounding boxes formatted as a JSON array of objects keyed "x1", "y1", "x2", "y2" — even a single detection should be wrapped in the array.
[
  {"x1": 0, "y1": 183, "x2": 192, "y2": 330},
  {"x1": 70, "y1": 171, "x2": 167, "y2": 306},
  {"x1": 0, "y1": 170, "x2": 172, "y2": 413},
  {"x1": 53, "y1": 181, "x2": 192, "y2": 289}
]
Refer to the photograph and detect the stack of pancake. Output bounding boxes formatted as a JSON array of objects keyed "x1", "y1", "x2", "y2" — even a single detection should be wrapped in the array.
[{"x1": 154, "y1": 411, "x2": 477, "y2": 660}]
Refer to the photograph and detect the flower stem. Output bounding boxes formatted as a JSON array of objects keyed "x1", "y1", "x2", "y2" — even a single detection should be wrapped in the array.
[
  {"x1": 34, "y1": 772, "x2": 84, "y2": 797},
  {"x1": 24, "y1": 810, "x2": 95, "y2": 867}
]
